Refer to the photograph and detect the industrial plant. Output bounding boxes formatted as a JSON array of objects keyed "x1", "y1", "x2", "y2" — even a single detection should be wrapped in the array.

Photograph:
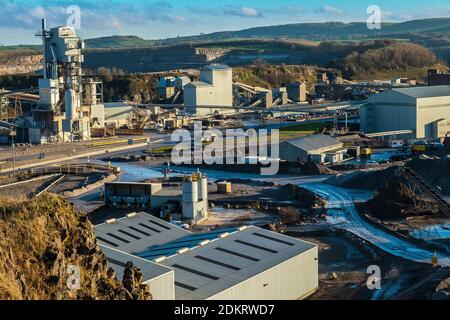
[
  {"x1": 4, "y1": 21, "x2": 102, "y2": 143},
  {"x1": 1, "y1": 10, "x2": 450, "y2": 306}
]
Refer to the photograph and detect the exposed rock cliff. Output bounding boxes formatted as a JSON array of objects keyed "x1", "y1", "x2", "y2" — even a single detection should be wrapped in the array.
[
  {"x1": 0, "y1": 193, "x2": 151, "y2": 300},
  {"x1": 0, "y1": 55, "x2": 42, "y2": 75}
]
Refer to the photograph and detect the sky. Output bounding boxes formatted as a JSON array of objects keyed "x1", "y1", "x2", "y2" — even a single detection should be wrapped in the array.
[{"x1": 1, "y1": 0, "x2": 450, "y2": 45}]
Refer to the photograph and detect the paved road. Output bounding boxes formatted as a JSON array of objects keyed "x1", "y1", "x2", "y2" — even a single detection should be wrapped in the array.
[
  {"x1": 303, "y1": 183, "x2": 450, "y2": 267},
  {"x1": 0, "y1": 142, "x2": 151, "y2": 174}
]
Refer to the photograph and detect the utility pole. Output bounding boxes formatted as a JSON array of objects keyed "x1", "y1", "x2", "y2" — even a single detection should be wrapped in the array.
[
  {"x1": 10, "y1": 129, "x2": 16, "y2": 175},
  {"x1": 344, "y1": 111, "x2": 348, "y2": 133}
]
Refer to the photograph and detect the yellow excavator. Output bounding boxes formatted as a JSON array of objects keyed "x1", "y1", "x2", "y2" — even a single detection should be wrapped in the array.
[{"x1": 361, "y1": 147, "x2": 372, "y2": 158}]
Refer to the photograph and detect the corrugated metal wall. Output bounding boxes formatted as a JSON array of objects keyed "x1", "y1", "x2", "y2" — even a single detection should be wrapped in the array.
[
  {"x1": 207, "y1": 246, "x2": 318, "y2": 300},
  {"x1": 145, "y1": 271, "x2": 175, "y2": 300}
]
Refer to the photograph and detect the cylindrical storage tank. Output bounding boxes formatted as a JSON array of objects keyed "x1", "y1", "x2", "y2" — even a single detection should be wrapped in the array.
[
  {"x1": 198, "y1": 176, "x2": 208, "y2": 201},
  {"x1": 90, "y1": 82, "x2": 97, "y2": 105},
  {"x1": 65, "y1": 89, "x2": 78, "y2": 120},
  {"x1": 182, "y1": 180, "x2": 198, "y2": 203},
  {"x1": 202, "y1": 177, "x2": 208, "y2": 202}
]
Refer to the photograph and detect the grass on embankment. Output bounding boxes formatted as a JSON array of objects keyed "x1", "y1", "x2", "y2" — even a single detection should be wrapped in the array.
[{"x1": 279, "y1": 122, "x2": 331, "y2": 140}]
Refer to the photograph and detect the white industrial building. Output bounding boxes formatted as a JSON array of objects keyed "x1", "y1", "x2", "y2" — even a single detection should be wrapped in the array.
[
  {"x1": 361, "y1": 85, "x2": 450, "y2": 139},
  {"x1": 104, "y1": 173, "x2": 209, "y2": 223},
  {"x1": 100, "y1": 245, "x2": 175, "y2": 300},
  {"x1": 103, "y1": 102, "x2": 133, "y2": 127},
  {"x1": 280, "y1": 134, "x2": 345, "y2": 164},
  {"x1": 184, "y1": 64, "x2": 233, "y2": 116},
  {"x1": 95, "y1": 212, "x2": 318, "y2": 300}
]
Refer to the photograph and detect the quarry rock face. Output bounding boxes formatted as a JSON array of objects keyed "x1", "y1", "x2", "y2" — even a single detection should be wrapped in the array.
[
  {"x1": 0, "y1": 55, "x2": 42, "y2": 75},
  {"x1": 0, "y1": 193, "x2": 152, "y2": 300}
]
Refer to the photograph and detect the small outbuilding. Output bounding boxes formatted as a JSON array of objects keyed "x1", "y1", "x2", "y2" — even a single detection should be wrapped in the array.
[{"x1": 280, "y1": 134, "x2": 344, "y2": 163}]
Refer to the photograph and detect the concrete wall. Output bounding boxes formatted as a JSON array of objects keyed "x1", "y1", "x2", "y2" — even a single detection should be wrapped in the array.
[
  {"x1": 417, "y1": 96, "x2": 450, "y2": 138},
  {"x1": 361, "y1": 90, "x2": 417, "y2": 137},
  {"x1": 279, "y1": 142, "x2": 308, "y2": 162},
  {"x1": 207, "y1": 246, "x2": 318, "y2": 300},
  {"x1": 151, "y1": 194, "x2": 182, "y2": 210},
  {"x1": 362, "y1": 90, "x2": 450, "y2": 139},
  {"x1": 185, "y1": 65, "x2": 232, "y2": 115},
  {"x1": 90, "y1": 104, "x2": 105, "y2": 128},
  {"x1": 200, "y1": 67, "x2": 233, "y2": 107}
]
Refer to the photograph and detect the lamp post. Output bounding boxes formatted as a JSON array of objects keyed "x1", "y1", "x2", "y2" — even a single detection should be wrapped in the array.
[{"x1": 10, "y1": 129, "x2": 16, "y2": 175}]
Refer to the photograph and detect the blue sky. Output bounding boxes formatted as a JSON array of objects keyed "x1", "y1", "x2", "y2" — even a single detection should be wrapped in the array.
[{"x1": 1, "y1": 0, "x2": 450, "y2": 45}]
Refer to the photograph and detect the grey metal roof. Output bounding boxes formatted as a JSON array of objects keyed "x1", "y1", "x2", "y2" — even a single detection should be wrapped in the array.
[
  {"x1": 134, "y1": 227, "x2": 239, "y2": 261},
  {"x1": 94, "y1": 212, "x2": 191, "y2": 253},
  {"x1": 104, "y1": 102, "x2": 133, "y2": 121},
  {"x1": 96, "y1": 214, "x2": 317, "y2": 300},
  {"x1": 152, "y1": 189, "x2": 183, "y2": 197},
  {"x1": 160, "y1": 226, "x2": 316, "y2": 300},
  {"x1": 203, "y1": 64, "x2": 231, "y2": 71},
  {"x1": 284, "y1": 134, "x2": 343, "y2": 152},
  {"x1": 186, "y1": 81, "x2": 213, "y2": 88},
  {"x1": 392, "y1": 85, "x2": 450, "y2": 99},
  {"x1": 105, "y1": 182, "x2": 154, "y2": 186},
  {"x1": 100, "y1": 245, "x2": 173, "y2": 283}
]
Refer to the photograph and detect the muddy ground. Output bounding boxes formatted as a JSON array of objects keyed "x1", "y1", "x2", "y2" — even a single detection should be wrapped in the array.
[
  {"x1": 0, "y1": 175, "x2": 57, "y2": 199},
  {"x1": 295, "y1": 233, "x2": 450, "y2": 300},
  {"x1": 0, "y1": 172, "x2": 105, "y2": 199},
  {"x1": 47, "y1": 172, "x2": 105, "y2": 194},
  {"x1": 328, "y1": 157, "x2": 450, "y2": 196}
]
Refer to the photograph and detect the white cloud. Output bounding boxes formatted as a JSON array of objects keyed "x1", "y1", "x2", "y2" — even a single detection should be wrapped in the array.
[
  {"x1": 103, "y1": 15, "x2": 123, "y2": 30},
  {"x1": 240, "y1": 7, "x2": 260, "y2": 17},
  {"x1": 189, "y1": 5, "x2": 262, "y2": 18},
  {"x1": 223, "y1": 6, "x2": 263, "y2": 18},
  {"x1": 30, "y1": 6, "x2": 46, "y2": 19},
  {"x1": 168, "y1": 14, "x2": 188, "y2": 24},
  {"x1": 316, "y1": 5, "x2": 344, "y2": 15}
]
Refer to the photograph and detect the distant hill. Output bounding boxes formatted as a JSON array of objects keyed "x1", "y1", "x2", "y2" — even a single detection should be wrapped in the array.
[
  {"x1": 0, "y1": 45, "x2": 40, "y2": 52},
  {"x1": 1, "y1": 17, "x2": 450, "y2": 76},
  {"x1": 85, "y1": 35, "x2": 153, "y2": 48},
  {"x1": 78, "y1": 18, "x2": 450, "y2": 71},
  {"x1": 4, "y1": 17, "x2": 450, "y2": 50},
  {"x1": 151, "y1": 18, "x2": 450, "y2": 44}
]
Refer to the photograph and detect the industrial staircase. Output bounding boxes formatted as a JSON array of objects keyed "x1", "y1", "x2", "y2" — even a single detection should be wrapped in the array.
[{"x1": 402, "y1": 166, "x2": 450, "y2": 215}]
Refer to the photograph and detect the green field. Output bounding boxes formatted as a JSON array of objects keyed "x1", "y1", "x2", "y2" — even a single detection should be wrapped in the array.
[
  {"x1": 278, "y1": 122, "x2": 330, "y2": 140},
  {"x1": 280, "y1": 122, "x2": 329, "y2": 132}
]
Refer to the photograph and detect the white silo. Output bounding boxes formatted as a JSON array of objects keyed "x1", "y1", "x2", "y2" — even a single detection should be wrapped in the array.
[
  {"x1": 65, "y1": 88, "x2": 78, "y2": 120},
  {"x1": 182, "y1": 177, "x2": 198, "y2": 220},
  {"x1": 199, "y1": 175, "x2": 208, "y2": 217},
  {"x1": 182, "y1": 177, "x2": 198, "y2": 203}
]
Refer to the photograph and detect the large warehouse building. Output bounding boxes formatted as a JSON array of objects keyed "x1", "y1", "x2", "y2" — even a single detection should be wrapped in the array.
[
  {"x1": 184, "y1": 64, "x2": 233, "y2": 116},
  {"x1": 94, "y1": 212, "x2": 318, "y2": 300},
  {"x1": 361, "y1": 85, "x2": 450, "y2": 139}
]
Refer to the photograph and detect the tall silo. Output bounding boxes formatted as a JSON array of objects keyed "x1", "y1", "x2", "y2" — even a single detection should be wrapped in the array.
[{"x1": 182, "y1": 176, "x2": 198, "y2": 220}]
